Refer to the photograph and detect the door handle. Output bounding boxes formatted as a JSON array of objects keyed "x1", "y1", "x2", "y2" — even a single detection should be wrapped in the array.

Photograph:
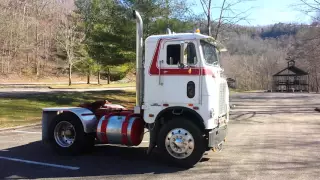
[{"x1": 159, "y1": 60, "x2": 163, "y2": 85}]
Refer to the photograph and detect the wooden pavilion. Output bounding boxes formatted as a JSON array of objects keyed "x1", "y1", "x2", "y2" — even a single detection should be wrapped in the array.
[{"x1": 272, "y1": 60, "x2": 309, "y2": 92}]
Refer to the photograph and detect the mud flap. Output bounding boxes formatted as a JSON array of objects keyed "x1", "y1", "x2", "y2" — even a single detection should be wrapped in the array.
[{"x1": 146, "y1": 122, "x2": 160, "y2": 155}]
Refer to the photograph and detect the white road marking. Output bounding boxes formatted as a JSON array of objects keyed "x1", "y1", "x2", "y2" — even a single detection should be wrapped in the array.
[
  {"x1": 0, "y1": 156, "x2": 80, "y2": 170},
  {"x1": 12, "y1": 130, "x2": 41, "y2": 134},
  {"x1": 95, "y1": 144, "x2": 107, "y2": 147}
]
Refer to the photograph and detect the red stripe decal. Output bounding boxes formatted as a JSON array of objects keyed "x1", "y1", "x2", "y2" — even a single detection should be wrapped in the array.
[
  {"x1": 149, "y1": 39, "x2": 163, "y2": 75},
  {"x1": 202, "y1": 68, "x2": 215, "y2": 77},
  {"x1": 149, "y1": 39, "x2": 215, "y2": 77},
  {"x1": 121, "y1": 114, "x2": 132, "y2": 145},
  {"x1": 100, "y1": 116, "x2": 109, "y2": 143},
  {"x1": 129, "y1": 117, "x2": 145, "y2": 146},
  {"x1": 121, "y1": 114, "x2": 142, "y2": 145},
  {"x1": 97, "y1": 111, "x2": 136, "y2": 144}
]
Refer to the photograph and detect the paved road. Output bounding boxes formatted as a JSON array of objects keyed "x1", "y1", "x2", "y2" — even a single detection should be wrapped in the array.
[{"x1": 0, "y1": 92, "x2": 320, "y2": 179}]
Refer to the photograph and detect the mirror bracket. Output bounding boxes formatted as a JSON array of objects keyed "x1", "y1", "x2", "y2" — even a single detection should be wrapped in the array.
[
  {"x1": 179, "y1": 41, "x2": 185, "y2": 68},
  {"x1": 178, "y1": 62, "x2": 185, "y2": 69}
]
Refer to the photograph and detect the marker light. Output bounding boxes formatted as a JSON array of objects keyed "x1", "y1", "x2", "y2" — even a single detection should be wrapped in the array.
[{"x1": 195, "y1": 29, "x2": 200, "y2": 33}]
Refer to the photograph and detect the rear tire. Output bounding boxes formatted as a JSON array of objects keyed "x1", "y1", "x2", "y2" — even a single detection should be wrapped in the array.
[
  {"x1": 48, "y1": 113, "x2": 95, "y2": 155},
  {"x1": 157, "y1": 117, "x2": 205, "y2": 168}
]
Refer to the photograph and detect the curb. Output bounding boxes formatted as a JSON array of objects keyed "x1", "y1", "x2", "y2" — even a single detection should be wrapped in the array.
[{"x1": 0, "y1": 123, "x2": 41, "y2": 132}]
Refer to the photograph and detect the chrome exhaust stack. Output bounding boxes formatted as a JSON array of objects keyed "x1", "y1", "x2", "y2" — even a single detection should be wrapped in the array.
[
  {"x1": 133, "y1": 10, "x2": 144, "y2": 113},
  {"x1": 166, "y1": 28, "x2": 172, "y2": 34}
]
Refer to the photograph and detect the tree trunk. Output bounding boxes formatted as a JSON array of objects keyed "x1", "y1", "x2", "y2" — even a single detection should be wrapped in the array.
[
  {"x1": 215, "y1": 0, "x2": 226, "y2": 39},
  {"x1": 7, "y1": 61, "x2": 10, "y2": 73},
  {"x1": 207, "y1": 15, "x2": 211, "y2": 36},
  {"x1": 1, "y1": 57, "x2": 3, "y2": 73},
  {"x1": 35, "y1": 21, "x2": 39, "y2": 76},
  {"x1": 69, "y1": 63, "x2": 72, "y2": 86},
  {"x1": 87, "y1": 72, "x2": 90, "y2": 84},
  {"x1": 316, "y1": 73, "x2": 319, "y2": 93},
  {"x1": 107, "y1": 67, "x2": 110, "y2": 84},
  {"x1": 207, "y1": 0, "x2": 212, "y2": 36},
  {"x1": 97, "y1": 71, "x2": 101, "y2": 85}
]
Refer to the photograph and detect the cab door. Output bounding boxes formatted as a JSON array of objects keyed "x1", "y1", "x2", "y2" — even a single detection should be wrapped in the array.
[{"x1": 159, "y1": 40, "x2": 201, "y2": 104}]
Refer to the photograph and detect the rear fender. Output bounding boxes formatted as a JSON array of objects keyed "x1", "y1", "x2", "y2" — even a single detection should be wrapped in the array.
[{"x1": 42, "y1": 107, "x2": 97, "y2": 142}]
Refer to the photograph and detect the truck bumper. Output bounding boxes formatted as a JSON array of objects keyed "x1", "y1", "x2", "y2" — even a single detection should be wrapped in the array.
[{"x1": 208, "y1": 124, "x2": 228, "y2": 148}]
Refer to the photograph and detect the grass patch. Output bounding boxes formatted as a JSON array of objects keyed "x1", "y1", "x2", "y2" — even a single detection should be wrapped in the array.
[
  {"x1": 49, "y1": 83, "x2": 135, "y2": 89},
  {"x1": 229, "y1": 88, "x2": 242, "y2": 95},
  {"x1": 229, "y1": 89, "x2": 265, "y2": 94},
  {"x1": 0, "y1": 90, "x2": 135, "y2": 128},
  {"x1": 229, "y1": 88, "x2": 252, "y2": 94}
]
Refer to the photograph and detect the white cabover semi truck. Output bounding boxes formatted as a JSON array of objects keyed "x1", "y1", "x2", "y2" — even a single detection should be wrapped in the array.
[{"x1": 41, "y1": 11, "x2": 229, "y2": 168}]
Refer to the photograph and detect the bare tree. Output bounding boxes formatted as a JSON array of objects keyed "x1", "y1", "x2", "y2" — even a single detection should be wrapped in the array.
[
  {"x1": 290, "y1": 0, "x2": 320, "y2": 92},
  {"x1": 56, "y1": 12, "x2": 85, "y2": 86},
  {"x1": 199, "y1": 0, "x2": 213, "y2": 36},
  {"x1": 293, "y1": 0, "x2": 320, "y2": 18},
  {"x1": 199, "y1": 0, "x2": 254, "y2": 39},
  {"x1": 222, "y1": 33, "x2": 287, "y2": 91},
  {"x1": 0, "y1": 0, "x2": 72, "y2": 78},
  {"x1": 291, "y1": 28, "x2": 320, "y2": 92}
]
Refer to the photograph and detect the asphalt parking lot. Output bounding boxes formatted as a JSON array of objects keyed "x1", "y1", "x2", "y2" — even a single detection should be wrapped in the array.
[{"x1": 1, "y1": 92, "x2": 320, "y2": 180}]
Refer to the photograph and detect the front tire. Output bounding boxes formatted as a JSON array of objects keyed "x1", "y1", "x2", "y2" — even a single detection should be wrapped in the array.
[
  {"x1": 157, "y1": 118, "x2": 205, "y2": 168},
  {"x1": 48, "y1": 113, "x2": 95, "y2": 155}
]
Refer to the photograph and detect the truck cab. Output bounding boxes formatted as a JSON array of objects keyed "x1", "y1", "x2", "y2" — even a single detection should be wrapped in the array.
[
  {"x1": 143, "y1": 32, "x2": 229, "y2": 129},
  {"x1": 141, "y1": 32, "x2": 229, "y2": 166}
]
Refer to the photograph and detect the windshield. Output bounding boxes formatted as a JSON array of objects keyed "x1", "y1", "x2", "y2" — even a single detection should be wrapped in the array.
[{"x1": 200, "y1": 40, "x2": 219, "y2": 65}]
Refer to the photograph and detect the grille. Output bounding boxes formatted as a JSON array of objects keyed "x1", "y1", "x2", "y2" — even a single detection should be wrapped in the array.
[{"x1": 218, "y1": 82, "x2": 227, "y2": 116}]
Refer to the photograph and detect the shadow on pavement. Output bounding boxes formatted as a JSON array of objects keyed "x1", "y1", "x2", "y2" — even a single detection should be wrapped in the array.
[{"x1": 0, "y1": 141, "x2": 184, "y2": 179}]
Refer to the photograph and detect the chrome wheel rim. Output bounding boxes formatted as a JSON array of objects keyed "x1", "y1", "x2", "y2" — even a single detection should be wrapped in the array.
[
  {"x1": 165, "y1": 128, "x2": 194, "y2": 159},
  {"x1": 54, "y1": 121, "x2": 76, "y2": 148}
]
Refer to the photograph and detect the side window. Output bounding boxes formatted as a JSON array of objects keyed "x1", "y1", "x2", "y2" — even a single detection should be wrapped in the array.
[
  {"x1": 184, "y1": 43, "x2": 197, "y2": 65},
  {"x1": 166, "y1": 42, "x2": 198, "y2": 66},
  {"x1": 167, "y1": 44, "x2": 181, "y2": 65}
]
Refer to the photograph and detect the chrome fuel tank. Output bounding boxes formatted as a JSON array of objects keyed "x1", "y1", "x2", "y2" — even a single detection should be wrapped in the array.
[{"x1": 96, "y1": 112, "x2": 144, "y2": 146}]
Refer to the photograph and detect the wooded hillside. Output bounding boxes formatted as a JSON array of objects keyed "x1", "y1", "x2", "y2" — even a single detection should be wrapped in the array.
[{"x1": 0, "y1": 0, "x2": 319, "y2": 92}]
